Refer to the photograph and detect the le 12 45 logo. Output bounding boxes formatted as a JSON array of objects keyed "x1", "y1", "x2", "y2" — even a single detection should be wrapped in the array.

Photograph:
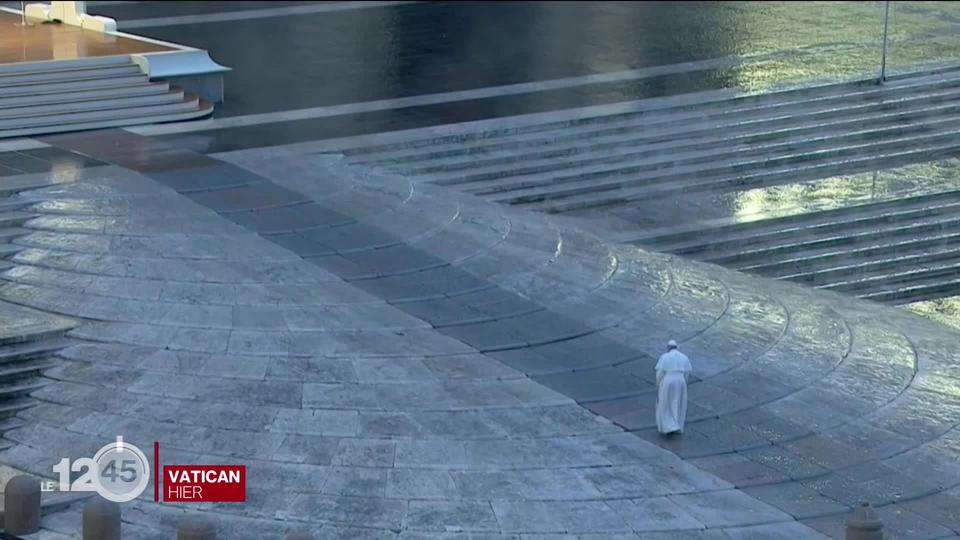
[
  {"x1": 49, "y1": 437, "x2": 150, "y2": 503},
  {"x1": 47, "y1": 437, "x2": 246, "y2": 503}
]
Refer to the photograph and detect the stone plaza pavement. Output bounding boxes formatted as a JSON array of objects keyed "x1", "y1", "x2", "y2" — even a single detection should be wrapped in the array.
[{"x1": 0, "y1": 132, "x2": 959, "y2": 538}]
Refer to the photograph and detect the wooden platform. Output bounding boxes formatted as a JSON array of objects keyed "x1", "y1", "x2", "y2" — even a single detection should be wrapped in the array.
[{"x1": 0, "y1": 10, "x2": 171, "y2": 64}]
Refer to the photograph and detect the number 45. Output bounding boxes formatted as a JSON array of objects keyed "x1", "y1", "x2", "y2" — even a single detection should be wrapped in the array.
[{"x1": 53, "y1": 458, "x2": 138, "y2": 492}]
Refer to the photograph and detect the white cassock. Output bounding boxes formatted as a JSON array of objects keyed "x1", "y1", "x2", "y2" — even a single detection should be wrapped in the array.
[{"x1": 655, "y1": 349, "x2": 692, "y2": 434}]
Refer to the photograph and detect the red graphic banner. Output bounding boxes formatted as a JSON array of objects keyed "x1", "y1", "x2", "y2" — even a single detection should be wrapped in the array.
[{"x1": 163, "y1": 465, "x2": 246, "y2": 502}]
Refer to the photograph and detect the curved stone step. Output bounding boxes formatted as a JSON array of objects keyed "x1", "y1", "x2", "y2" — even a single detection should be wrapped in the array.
[
  {"x1": 634, "y1": 190, "x2": 960, "y2": 249},
  {"x1": 0, "y1": 97, "x2": 201, "y2": 130},
  {"x1": 425, "y1": 93, "x2": 960, "y2": 186},
  {"x1": 792, "y1": 248, "x2": 960, "y2": 287},
  {"x1": 397, "y1": 84, "x2": 960, "y2": 173},
  {"x1": 445, "y1": 107, "x2": 960, "y2": 192},
  {"x1": 0, "y1": 397, "x2": 35, "y2": 418},
  {"x1": 708, "y1": 214, "x2": 960, "y2": 267},
  {"x1": 0, "y1": 212, "x2": 36, "y2": 229},
  {"x1": 676, "y1": 203, "x2": 960, "y2": 260},
  {"x1": 0, "y1": 357, "x2": 56, "y2": 380},
  {"x1": 382, "y1": 88, "x2": 960, "y2": 177},
  {"x1": 0, "y1": 302, "x2": 75, "y2": 347},
  {"x1": 521, "y1": 140, "x2": 960, "y2": 212},
  {"x1": 492, "y1": 127, "x2": 960, "y2": 206},
  {"x1": 0, "y1": 81, "x2": 170, "y2": 108},
  {"x1": 0, "y1": 54, "x2": 130, "y2": 76},
  {"x1": 0, "y1": 101, "x2": 214, "y2": 139},
  {"x1": 345, "y1": 67, "x2": 960, "y2": 161},
  {"x1": 0, "y1": 227, "x2": 29, "y2": 243},
  {"x1": 0, "y1": 64, "x2": 141, "y2": 87},
  {"x1": 0, "y1": 177, "x2": 58, "y2": 198},
  {"x1": 0, "y1": 89, "x2": 185, "y2": 120},
  {"x1": 0, "y1": 245, "x2": 24, "y2": 258},
  {"x1": 0, "y1": 74, "x2": 149, "y2": 97},
  {"x1": 0, "y1": 338, "x2": 70, "y2": 369},
  {"x1": 0, "y1": 200, "x2": 32, "y2": 213},
  {"x1": 824, "y1": 259, "x2": 960, "y2": 294},
  {"x1": 0, "y1": 379, "x2": 49, "y2": 400},
  {"x1": 860, "y1": 275, "x2": 960, "y2": 304},
  {"x1": 754, "y1": 317, "x2": 914, "y2": 440},
  {"x1": 0, "y1": 416, "x2": 25, "y2": 434},
  {"x1": 742, "y1": 231, "x2": 960, "y2": 277}
]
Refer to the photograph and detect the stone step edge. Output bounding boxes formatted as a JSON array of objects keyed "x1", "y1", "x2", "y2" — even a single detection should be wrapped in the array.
[
  {"x1": 498, "y1": 132, "x2": 960, "y2": 205},
  {"x1": 0, "y1": 61, "x2": 137, "y2": 79},
  {"x1": 629, "y1": 189, "x2": 960, "y2": 247},
  {"x1": 662, "y1": 199, "x2": 960, "y2": 255},
  {"x1": 371, "y1": 82, "x2": 960, "y2": 167},
  {"x1": 340, "y1": 62, "x2": 960, "y2": 156},
  {"x1": 740, "y1": 232, "x2": 960, "y2": 276},
  {"x1": 0, "y1": 65, "x2": 142, "y2": 89},
  {"x1": 398, "y1": 91, "x2": 960, "y2": 175},
  {"x1": 706, "y1": 214, "x2": 960, "y2": 266},
  {"x1": 0, "y1": 81, "x2": 171, "y2": 109},
  {"x1": 780, "y1": 247, "x2": 960, "y2": 284},
  {"x1": 308, "y1": 61, "x2": 960, "y2": 155},
  {"x1": 820, "y1": 259, "x2": 960, "y2": 292},
  {"x1": 0, "y1": 97, "x2": 200, "y2": 130},
  {"x1": 0, "y1": 75, "x2": 149, "y2": 99},
  {"x1": 860, "y1": 275, "x2": 960, "y2": 303},
  {"x1": 530, "y1": 143, "x2": 960, "y2": 212},
  {"x1": 0, "y1": 90, "x2": 185, "y2": 122},
  {"x1": 449, "y1": 110, "x2": 960, "y2": 191},
  {"x1": 0, "y1": 102, "x2": 214, "y2": 139}
]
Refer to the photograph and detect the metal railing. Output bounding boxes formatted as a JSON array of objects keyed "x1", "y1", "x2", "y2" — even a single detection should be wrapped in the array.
[{"x1": 880, "y1": 0, "x2": 892, "y2": 83}]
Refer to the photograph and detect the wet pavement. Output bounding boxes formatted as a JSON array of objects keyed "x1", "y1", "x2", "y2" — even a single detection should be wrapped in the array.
[
  {"x1": 610, "y1": 159, "x2": 960, "y2": 232},
  {"x1": 69, "y1": 1, "x2": 960, "y2": 154},
  {"x1": 2, "y1": 2, "x2": 960, "y2": 537},
  {"x1": 149, "y1": 68, "x2": 747, "y2": 154},
  {"x1": 100, "y1": 1, "x2": 954, "y2": 116},
  {"x1": 0, "y1": 130, "x2": 959, "y2": 538}
]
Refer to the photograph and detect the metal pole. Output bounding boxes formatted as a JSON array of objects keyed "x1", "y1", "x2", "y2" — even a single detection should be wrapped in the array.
[
  {"x1": 15, "y1": 1, "x2": 32, "y2": 27},
  {"x1": 879, "y1": 0, "x2": 891, "y2": 83}
]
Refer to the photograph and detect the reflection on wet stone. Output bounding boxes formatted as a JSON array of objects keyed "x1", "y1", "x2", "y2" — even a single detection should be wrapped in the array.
[{"x1": 5, "y1": 1, "x2": 960, "y2": 537}]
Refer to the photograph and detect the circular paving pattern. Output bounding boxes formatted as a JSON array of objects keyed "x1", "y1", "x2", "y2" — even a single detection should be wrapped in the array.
[{"x1": 0, "y1": 139, "x2": 958, "y2": 538}]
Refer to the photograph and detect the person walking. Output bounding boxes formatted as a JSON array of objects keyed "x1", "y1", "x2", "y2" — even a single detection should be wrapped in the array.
[{"x1": 655, "y1": 339, "x2": 692, "y2": 435}]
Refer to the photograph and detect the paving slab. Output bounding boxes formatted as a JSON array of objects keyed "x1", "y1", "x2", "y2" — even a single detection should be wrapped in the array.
[{"x1": 5, "y1": 134, "x2": 960, "y2": 539}]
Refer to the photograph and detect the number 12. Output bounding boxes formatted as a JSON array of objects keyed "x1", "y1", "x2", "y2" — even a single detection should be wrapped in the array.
[{"x1": 53, "y1": 458, "x2": 99, "y2": 492}]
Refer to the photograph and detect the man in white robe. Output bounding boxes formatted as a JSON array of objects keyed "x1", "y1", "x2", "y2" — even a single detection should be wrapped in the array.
[{"x1": 655, "y1": 339, "x2": 692, "y2": 435}]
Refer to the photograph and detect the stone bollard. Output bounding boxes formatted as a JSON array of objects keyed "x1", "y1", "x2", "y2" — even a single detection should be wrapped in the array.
[
  {"x1": 82, "y1": 495, "x2": 121, "y2": 540},
  {"x1": 4, "y1": 474, "x2": 41, "y2": 535},
  {"x1": 285, "y1": 532, "x2": 314, "y2": 540},
  {"x1": 846, "y1": 502, "x2": 883, "y2": 540},
  {"x1": 177, "y1": 515, "x2": 217, "y2": 540}
]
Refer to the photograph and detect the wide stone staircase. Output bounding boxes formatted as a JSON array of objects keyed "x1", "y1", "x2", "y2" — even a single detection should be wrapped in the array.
[
  {"x1": 0, "y1": 56, "x2": 213, "y2": 138},
  {"x1": 0, "y1": 185, "x2": 74, "y2": 451},
  {"x1": 630, "y1": 189, "x2": 960, "y2": 305},
  {"x1": 335, "y1": 64, "x2": 960, "y2": 305},
  {"x1": 340, "y1": 64, "x2": 960, "y2": 213}
]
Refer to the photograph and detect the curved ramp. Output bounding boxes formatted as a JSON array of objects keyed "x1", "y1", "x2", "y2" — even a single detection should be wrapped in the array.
[{"x1": 0, "y1": 137, "x2": 958, "y2": 538}]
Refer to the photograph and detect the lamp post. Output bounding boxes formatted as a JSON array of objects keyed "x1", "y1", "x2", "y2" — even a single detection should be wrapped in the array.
[
  {"x1": 879, "y1": 0, "x2": 891, "y2": 84},
  {"x1": 16, "y1": 1, "x2": 26, "y2": 26}
]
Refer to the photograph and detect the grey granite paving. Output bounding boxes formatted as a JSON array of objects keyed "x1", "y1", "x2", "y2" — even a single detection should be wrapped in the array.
[
  {"x1": 0, "y1": 132, "x2": 959, "y2": 537},
  {"x1": 0, "y1": 298, "x2": 74, "y2": 344}
]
